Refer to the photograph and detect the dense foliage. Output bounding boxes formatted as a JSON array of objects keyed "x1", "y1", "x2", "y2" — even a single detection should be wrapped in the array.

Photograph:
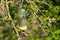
[{"x1": 0, "y1": 0, "x2": 60, "y2": 40}]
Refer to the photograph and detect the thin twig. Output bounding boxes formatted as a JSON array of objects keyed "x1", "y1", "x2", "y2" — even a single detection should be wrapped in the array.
[{"x1": 5, "y1": 0, "x2": 20, "y2": 39}]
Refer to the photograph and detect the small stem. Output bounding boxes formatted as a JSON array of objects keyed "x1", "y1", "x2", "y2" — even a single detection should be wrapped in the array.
[{"x1": 5, "y1": 0, "x2": 20, "y2": 39}]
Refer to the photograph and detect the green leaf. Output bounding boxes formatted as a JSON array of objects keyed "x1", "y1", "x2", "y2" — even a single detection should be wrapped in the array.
[{"x1": 31, "y1": 3, "x2": 38, "y2": 13}]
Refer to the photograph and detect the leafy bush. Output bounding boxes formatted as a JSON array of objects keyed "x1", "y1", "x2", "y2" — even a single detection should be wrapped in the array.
[{"x1": 0, "y1": 0, "x2": 60, "y2": 40}]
